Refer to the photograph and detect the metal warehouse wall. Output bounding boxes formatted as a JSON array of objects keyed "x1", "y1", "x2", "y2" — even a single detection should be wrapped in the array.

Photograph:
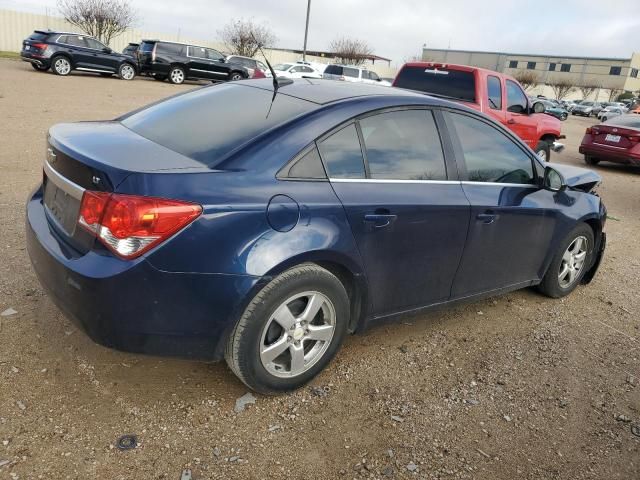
[{"x1": 0, "y1": 8, "x2": 398, "y2": 78}]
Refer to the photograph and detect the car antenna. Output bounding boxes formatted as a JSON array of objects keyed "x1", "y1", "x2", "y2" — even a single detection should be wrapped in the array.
[{"x1": 251, "y1": 34, "x2": 292, "y2": 102}]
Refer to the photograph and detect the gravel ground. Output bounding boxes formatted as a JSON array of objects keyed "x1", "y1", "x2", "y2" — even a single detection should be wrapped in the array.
[{"x1": 0, "y1": 58, "x2": 638, "y2": 480}]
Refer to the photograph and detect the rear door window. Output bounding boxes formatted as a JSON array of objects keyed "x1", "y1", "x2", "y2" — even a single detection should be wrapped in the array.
[
  {"x1": 343, "y1": 67, "x2": 359, "y2": 78},
  {"x1": 66, "y1": 35, "x2": 88, "y2": 48},
  {"x1": 189, "y1": 46, "x2": 208, "y2": 59},
  {"x1": 394, "y1": 66, "x2": 476, "y2": 102},
  {"x1": 324, "y1": 65, "x2": 343, "y2": 75},
  {"x1": 359, "y1": 110, "x2": 447, "y2": 180},
  {"x1": 448, "y1": 112, "x2": 535, "y2": 184},
  {"x1": 317, "y1": 124, "x2": 366, "y2": 179}
]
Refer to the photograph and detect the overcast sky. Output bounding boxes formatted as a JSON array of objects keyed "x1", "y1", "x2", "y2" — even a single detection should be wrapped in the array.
[{"x1": 3, "y1": 0, "x2": 640, "y2": 65}]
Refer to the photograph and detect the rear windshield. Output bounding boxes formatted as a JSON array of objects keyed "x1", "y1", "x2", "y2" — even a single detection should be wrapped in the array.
[
  {"x1": 606, "y1": 115, "x2": 640, "y2": 128},
  {"x1": 121, "y1": 84, "x2": 316, "y2": 165},
  {"x1": 29, "y1": 32, "x2": 49, "y2": 41},
  {"x1": 394, "y1": 66, "x2": 476, "y2": 102}
]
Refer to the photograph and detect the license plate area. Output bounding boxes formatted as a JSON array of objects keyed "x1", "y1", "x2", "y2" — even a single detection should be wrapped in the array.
[
  {"x1": 43, "y1": 178, "x2": 80, "y2": 234},
  {"x1": 605, "y1": 134, "x2": 621, "y2": 143}
]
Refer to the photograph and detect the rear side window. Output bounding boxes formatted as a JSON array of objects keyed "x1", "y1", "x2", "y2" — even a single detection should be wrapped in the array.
[
  {"x1": 188, "y1": 46, "x2": 207, "y2": 59},
  {"x1": 317, "y1": 124, "x2": 365, "y2": 179},
  {"x1": 343, "y1": 67, "x2": 359, "y2": 78},
  {"x1": 157, "y1": 42, "x2": 185, "y2": 56},
  {"x1": 487, "y1": 75, "x2": 502, "y2": 110},
  {"x1": 324, "y1": 65, "x2": 343, "y2": 75},
  {"x1": 284, "y1": 146, "x2": 327, "y2": 180},
  {"x1": 359, "y1": 110, "x2": 446, "y2": 180},
  {"x1": 506, "y1": 80, "x2": 528, "y2": 113},
  {"x1": 122, "y1": 83, "x2": 315, "y2": 166},
  {"x1": 448, "y1": 112, "x2": 535, "y2": 185},
  {"x1": 394, "y1": 66, "x2": 476, "y2": 102}
]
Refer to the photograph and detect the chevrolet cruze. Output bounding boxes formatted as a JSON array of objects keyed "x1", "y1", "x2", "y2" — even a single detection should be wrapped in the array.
[{"x1": 26, "y1": 79, "x2": 606, "y2": 393}]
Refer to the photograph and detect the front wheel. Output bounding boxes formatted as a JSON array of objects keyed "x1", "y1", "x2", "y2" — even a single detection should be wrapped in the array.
[
  {"x1": 561, "y1": 113, "x2": 568, "y2": 121},
  {"x1": 52, "y1": 56, "x2": 72, "y2": 76},
  {"x1": 538, "y1": 224, "x2": 594, "y2": 298},
  {"x1": 225, "y1": 264, "x2": 350, "y2": 394},
  {"x1": 228, "y1": 71, "x2": 244, "y2": 81},
  {"x1": 601, "y1": 117, "x2": 607, "y2": 122},
  {"x1": 168, "y1": 66, "x2": 185, "y2": 84},
  {"x1": 118, "y1": 63, "x2": 136, "y2": 80},
  {"x1": 535, "y1": 140, "x2": 551, "y2": 162}
]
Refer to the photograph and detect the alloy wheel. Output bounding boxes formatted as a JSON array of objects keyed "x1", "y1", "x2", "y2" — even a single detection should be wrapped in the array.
[
  {"x1": 259, "y1": 291, "x2": 336, "y2": 378},
  {"x1": 170, "y1": 68, "x2": 184, "y2": 84},
  {"x1": 230, "y1": 73, "x2": 243, "y2": 81},
  {"x1": 558, "y1": 236, "x2": 588, "y2": 288},
  {"x1": 120, "y1": 64, "x2": 135, "y2": 80},
  {"x1": 537, "y1": 149, "x2": 547, "y2": 161},
  {"x1": 54, "y1": 58, "x2": 71, "y2": 75}
]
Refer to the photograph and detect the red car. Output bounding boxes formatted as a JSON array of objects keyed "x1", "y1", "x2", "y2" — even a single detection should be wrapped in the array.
[
  {"x1": 579, "y1": 115, "x2": 640, "y2": 166},
  {"x1": 393, "y1": 62, "x2": 565, "y2": 160}
]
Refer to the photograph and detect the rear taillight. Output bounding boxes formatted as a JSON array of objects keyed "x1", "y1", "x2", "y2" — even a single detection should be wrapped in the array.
[
  {"x1": 629, "y1": 136, "x2": 640, "y2": 143},
  {"x1": 585, "y1": 127, "x2": 595, "y2": 134},
  {"x1": 32, "y1": 42, "x2": 48, "y2": 50},
  {"x1": 78, "y1": 192, "x2": 202, "y2": 259}
]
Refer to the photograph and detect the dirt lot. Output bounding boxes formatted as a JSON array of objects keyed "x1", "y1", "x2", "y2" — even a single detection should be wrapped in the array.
[{"x1": 0, "y1": 58, "x2": 638, "y2": 480}]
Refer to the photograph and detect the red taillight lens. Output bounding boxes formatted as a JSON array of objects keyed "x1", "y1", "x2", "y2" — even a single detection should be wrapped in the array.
[
  {"x1": 32, "y1": 42, "x2": 48, "y2": 50},
  {"x1": 78, "y1": 192, "x2": 202, "y2": 259},
  {"x1": 585, "y1": 127, "x2": 593, "y2": 134},
  {"x1": 628, "y1": 135, "x2": 640, "y2": 143}
]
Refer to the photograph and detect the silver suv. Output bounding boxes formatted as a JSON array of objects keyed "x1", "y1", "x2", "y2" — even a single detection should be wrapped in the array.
[{"x1": 323, "y1": 64, "x2": 391, "y2": 86}]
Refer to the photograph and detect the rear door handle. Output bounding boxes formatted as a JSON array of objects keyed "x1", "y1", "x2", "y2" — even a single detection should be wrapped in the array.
[
  {"x1": 364, "y1": 214, "x2": 397, "y2": 229},
  {"x1": 476, "y1": 213, "x2": 498, "y2": 224}
]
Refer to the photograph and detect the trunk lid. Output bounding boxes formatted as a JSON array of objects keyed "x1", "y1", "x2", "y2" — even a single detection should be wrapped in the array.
[{"x1": 591, "y1": 124, "x2": 639, "y2": 149}]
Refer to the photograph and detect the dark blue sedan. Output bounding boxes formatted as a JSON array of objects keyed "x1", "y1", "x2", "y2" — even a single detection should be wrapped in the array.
[{"x1": 26, "y1": 79, "x2": 606, "y2": 393}]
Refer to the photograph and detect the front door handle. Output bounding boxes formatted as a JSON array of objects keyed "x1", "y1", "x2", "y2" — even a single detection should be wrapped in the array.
[
  {"x1": 476, "y1": 213, "x2": 498, "y2": 224},
  {"x1": 364, "y1": 214, "x2": 397, "y2": 229},
  {"x1": 507, "y1": 119, "x2": 516, "y2": 125}
]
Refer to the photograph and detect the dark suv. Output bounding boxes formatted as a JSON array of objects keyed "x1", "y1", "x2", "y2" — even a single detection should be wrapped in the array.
[
  {"x1": 20, "y1": 30, "x2": 138, "y2": 80},
  {"x1": 137, "y1": 40, "x2": 249, "y2": 84}
]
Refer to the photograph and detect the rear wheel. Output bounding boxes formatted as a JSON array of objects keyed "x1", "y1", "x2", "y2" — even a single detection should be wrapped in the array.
[
  {"x1": 118, "y1": 63, "x2": 136, "y2": 81},
  {"x1": 168, "y1": 66, "x2": 185, "y2": 84},
  {"x1": 584, "y1": 155, "x2": 600, "y2": 166},
  {"x1": 535, "y1": 140, "x2": 551, "y2": 161},
  {"x1": 538, "y1": 224, "x2": 594, "y2": 298},
  {"x1": 52, "y1": 56, "x2": 71, "y2": 76},
  {"x1": 225, "y1": 263, "x2": 350, "y2": 394},
  {"x1": 30, "y1": 63, "x2": 48, "y2": 72},
  {"x1": 601, "y1": 116, "x2": 607, "y2": 122},
  {"x1": 561, "y1": 113, "x2": 568, "y2": 121},
  {"x1": 228, "y1": 71, "x2": 244, "y2": 81}
]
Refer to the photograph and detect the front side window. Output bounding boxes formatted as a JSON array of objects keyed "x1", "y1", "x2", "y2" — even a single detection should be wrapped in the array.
[
  {"x1": 449, "y1": 112, "x2": 535, "y2": 185},
  {"x1": 317, "y1": 124, "x2": 365, "y2": 179},
  {"x1": 359, "y1": 110, "x2": 447, "y2": 180},
  {"x1": 487, "y1": 75, "x2": 502, "y2": 110},
  {"x1": 85, "y1": 38, "x2": 106, "y2": 50},
  {"x1": 506, "y1": 80, "x2": 528, "y2": 114},
  {"x1": 369, "y1": 71, "x2": 380, "y2": 81},
  {"x1": 189, "y1": 46, "x2": 207, "y2": 59},
  {"x1": 208, "y1": 49, "x2": 224, "y2": 61}
]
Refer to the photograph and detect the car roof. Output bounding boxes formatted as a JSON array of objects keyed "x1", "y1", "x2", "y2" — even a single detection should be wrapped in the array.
[
  {"x1": 141, "y1": 39, "x2": 219, "y2": 51},
  {"x1": 35, "y1": 30, "x2": 87, "y2": 37},
  {"x1": 242, "y1": 78, "x2": 430, "y2": 105}
]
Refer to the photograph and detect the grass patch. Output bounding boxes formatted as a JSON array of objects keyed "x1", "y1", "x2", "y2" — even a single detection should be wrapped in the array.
[{"x1": 0, "y1": 51, "x2": 20, "y2": 60}]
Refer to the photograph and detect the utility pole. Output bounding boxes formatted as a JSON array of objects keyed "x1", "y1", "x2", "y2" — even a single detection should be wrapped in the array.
[{"x1": 302, "y1": 0, "x2": 311, "y2": 62}]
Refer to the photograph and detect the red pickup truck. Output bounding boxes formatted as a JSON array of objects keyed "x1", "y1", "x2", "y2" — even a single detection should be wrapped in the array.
[{"x1": 393, "y1": 62, "x2": 564, "y2": 160}]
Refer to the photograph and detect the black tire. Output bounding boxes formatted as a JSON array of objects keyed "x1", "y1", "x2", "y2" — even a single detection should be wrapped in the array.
[
  {"x1": 168, "y1": 66, "x2": 185, "y2": 84},
  {"x1": 601, "y1": 117, "x2": 607, "y2": 122},
  {"x1": 535, "y1": 140, "x2": 551, "y2": 162},
  {"x1": 584, "y1": 155, "x2": 600, "y2": 166},
  {"x1": 538, "y1": 224, "x2": 594, "y2": 298},
  {"x1": 118, "y1": 63, "x2": 136, "y2": 81},
  {"x1": 30, "y1": 63, "x2": 48, "y2": 72},
  {"x1": 51, "y1": 55, "x2": 72, "y2": 76},
  {"x1": 561, "y1": 113, "x2": 568, "y2": 121},
  {"x1": 228, "y1": 71, "x2": 244, "y2": 81},
  {"x1": 225, "y1": 263, "x2": 350, "y2": 394},
  {"x1": 153, "y1": 75, "x2": 167, "y2": 81}
]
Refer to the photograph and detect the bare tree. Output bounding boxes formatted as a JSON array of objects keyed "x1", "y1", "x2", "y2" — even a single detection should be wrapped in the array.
[
  {"x1": 607, "y1": 88, "x2": 624, "y2": 102},
  {"x1": 329, "y1": 37, "x2": 373, "y2": 66},
  {"x1": 513, "y1": 70, "x2": 539, "y2": 91},
  {"x1": 547, "y1": 78, "x2": 575, "y2": 100},
  {"x1": 218, "y1": 18, "x2": 277, "y2": 58},
  {"x1": 57, "y1": 0, "x2": 137, "y2": 46},
  {"x1": 577, "y1": 83, "x2": 599, "y2": 100}
]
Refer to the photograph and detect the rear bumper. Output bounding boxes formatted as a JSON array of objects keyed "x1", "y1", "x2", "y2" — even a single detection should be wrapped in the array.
[
  {"x1": 21, "y1": 52, "x2": 50, "y2": 68},
  {"x1": 26, "y1": 188, "x2": 261, "y2": 361},
  {"x1": 579, "y1": 144, "x2": 640, "y2": 165}
]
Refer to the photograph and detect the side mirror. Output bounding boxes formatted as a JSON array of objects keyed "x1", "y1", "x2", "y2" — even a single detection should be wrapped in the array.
[
  {"x1": 102, "y1": 47, "x2": 112, "y2": 54},
  {"x1": 543, "y1": 166, "x2": 567, "y2": 192},
  {"x1": 532, "y1": 101, "x2": 546, "y2": 114}
]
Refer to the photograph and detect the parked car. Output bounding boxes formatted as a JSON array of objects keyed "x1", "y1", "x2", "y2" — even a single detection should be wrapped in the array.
[
  {"x1": 122, "y1": 42, "x2": 139, "y2": 57},
  {"x1": 597, "y1": 106, "x2": 625, "y2": 121},
  {"x1": 226, "y1": 55, "x2": 271, "y2": 78},
  {"x1": 272, "y1": 63, "x2": 323, "y2": 79},
  {"x1": 579, "y1": 114, "x2": 640, "y2": 167},
  {"x1": 572, "y1": 101, "x2": 601, "y2": 117},
  {"x1": 27, "y1": 79, "x2": 606, "y2": 393},
  {"x1": 392, "y1": 62, "x2": 564, "y2": 160},
  {"x1": 137, "y1": 40, "x2": 250, "y2": 84},
  {"x1": 20, "y1": 30, "x2": 137, "y2": 80},
  {"x1": 562, "y1": 100, "x2": 581, "y2": 112},
  {"x1": 323, "y1": 65, "x2": 392, "y2": 86},
  {"x1": 533, "y1": 98, "x2": 568, "y2": 121}
]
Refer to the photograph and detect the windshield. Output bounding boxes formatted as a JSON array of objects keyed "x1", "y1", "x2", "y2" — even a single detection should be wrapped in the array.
[
  {"x1": 121, "y1": 83, "x2": 316, "y2": 166},
  {"x1": 394, "y1": 66, "x2": 476, "y2": 102},
  {"x1": 274, "y1": 63, "x2": 292, "y2": 71}
]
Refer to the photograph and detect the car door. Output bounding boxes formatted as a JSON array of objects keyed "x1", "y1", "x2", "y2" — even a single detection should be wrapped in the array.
[
  {"x1": 62, "y1": 35, "x2": 93, "y2": 68},
  {"x1": 206, "y1": 48, "x2": 230, "y2": 79},
  {"x1": 317, "y1": 109, "x2": 470, "y2": 317},
  {"x1": 504, "y1": 79, "x2": 538, "y2": 149},
  {"x1": 186, "y1": 46, "x2": 215, "y2": 80},
  {"x1": 84, "y1": 37, "x2": 117, "y2": 72},
  {"x1": 444, "y1": 111, "x2": 558, "y2": 298}
]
